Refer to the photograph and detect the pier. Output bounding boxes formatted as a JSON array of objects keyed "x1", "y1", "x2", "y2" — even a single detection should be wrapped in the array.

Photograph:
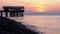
[{"x1": 0, "y1": 6, "x2": 24, "y2": 17}]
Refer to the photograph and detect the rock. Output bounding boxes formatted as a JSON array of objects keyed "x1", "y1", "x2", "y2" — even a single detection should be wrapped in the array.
[{"x1": 0, "y1": 16, "x2": 39, "y2": 34}]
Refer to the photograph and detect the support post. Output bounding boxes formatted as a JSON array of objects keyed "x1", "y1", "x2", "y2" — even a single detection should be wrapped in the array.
[
  {"x1": 5, "y1": 12, "x2": 8, "y2": 17},
  {"x1": 1, "y1": 12, "x2": 3, "y2": 17}
]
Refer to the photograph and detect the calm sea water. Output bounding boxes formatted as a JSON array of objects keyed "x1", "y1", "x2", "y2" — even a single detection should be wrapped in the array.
[{"x1": 8, "y1": 15, "x2": 60, "y2": 34}]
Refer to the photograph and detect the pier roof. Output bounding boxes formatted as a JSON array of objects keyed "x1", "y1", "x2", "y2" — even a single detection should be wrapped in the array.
[{"x1": 3, "y1": 6, "x2": 24, "y2": 9}]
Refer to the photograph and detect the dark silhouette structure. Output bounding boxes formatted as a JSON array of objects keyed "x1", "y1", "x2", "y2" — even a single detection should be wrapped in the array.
[{"x1": 0, "y1": 6, "x2": 24, "y2": 17}]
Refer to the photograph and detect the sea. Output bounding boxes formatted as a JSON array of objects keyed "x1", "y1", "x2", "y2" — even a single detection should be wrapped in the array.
[{"x1": 7, "y1": 15, "x2": 60, "y2": 34}]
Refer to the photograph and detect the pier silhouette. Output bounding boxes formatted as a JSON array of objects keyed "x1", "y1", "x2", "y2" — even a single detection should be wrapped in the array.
[{"x1": 0, "y1": 6, "x2": 24, "y2": 17}]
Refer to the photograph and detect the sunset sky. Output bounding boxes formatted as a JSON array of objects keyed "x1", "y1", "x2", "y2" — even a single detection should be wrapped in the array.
[{"x1": 0, "y1": 0, "x2": 60, "y2": 12}]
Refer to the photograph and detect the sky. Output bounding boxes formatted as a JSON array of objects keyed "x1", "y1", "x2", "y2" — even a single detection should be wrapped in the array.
[{"x1": 0, "y1": 0, "x2": 60, "y2": 12}]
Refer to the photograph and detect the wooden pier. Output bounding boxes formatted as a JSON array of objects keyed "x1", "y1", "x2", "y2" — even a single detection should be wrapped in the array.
[{"x1": 0, "y1": 6, "x2": 24, "y2": 17}]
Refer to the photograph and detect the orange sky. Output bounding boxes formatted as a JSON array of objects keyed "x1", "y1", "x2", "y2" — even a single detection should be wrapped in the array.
[{"x1": 0, "y1": 0, "x2": 60, "y2": 12}]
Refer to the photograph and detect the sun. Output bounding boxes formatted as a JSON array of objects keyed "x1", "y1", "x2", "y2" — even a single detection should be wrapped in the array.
[
  {"x1": 36, "y1": 6, "x2": 46, "y2": 12},
  {"x1": 36, "y1": 8, "x2": 45, "y2": 12},
  {"x1": 29, "y1": 1, "x2": 46, "y2": 12}
]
